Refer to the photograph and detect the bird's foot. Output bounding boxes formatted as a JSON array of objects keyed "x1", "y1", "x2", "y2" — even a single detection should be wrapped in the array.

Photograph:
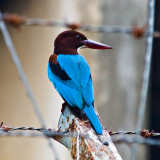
[
  {"x1": 97, "y1": 134, "x2": 109, "y2": 146},
  {"x1": 61, "y1": 102, "x2": 68, "y2": 113}
]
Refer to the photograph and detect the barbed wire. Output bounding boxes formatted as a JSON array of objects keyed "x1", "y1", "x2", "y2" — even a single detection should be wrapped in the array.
[
  {"x1": 1, "y1": 122, "x2": 160, "y2": 138},
  {"x1": 0, "y1": 13, "x2": 160, "y2": 38},
  {"x1": 1, "y1": 130, "x2": 160, "y2": 146},
  {"x1": 0, "y1": 124, "x2": 160, "y2": 146},
  {"x1": 109, "y1": 129, "x2": 160, "y2": 137}
]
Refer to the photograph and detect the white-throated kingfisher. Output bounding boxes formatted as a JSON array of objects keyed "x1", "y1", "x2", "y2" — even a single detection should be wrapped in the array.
[{"x1": 48, "y1": 30, "x2": 112, "y2": 135}]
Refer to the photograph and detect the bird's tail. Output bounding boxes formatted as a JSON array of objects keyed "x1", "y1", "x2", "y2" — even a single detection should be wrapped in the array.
[{"x1": 83, "y1": 105, "x2": 102, "y2": 135}]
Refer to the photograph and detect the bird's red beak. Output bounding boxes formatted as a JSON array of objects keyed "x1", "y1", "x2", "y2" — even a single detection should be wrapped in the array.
[{"x1": 83, "y1": 39, "x2": 112, "y2": 49}]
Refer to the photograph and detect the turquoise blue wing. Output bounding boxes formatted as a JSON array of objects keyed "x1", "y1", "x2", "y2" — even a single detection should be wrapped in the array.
[
  {"x1": 48, "y1": 54, "x2": 102, "y2": 134},
  {"x1": 48, "y1": 61, "x2": 84, "y2": 109}
]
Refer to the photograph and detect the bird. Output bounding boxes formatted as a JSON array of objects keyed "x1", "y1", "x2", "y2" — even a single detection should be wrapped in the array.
[{"x1": 48, "y1": 30, "x2": 112, "y2": 135}]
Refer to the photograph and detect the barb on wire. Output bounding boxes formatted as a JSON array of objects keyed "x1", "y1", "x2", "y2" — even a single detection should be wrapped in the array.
[
  {"x1": 0, "y1": 13, "x2": 160, "y2": 38},
  {"x1": 109, "y1": 129, "x2": 159, "y2": 138},
  {"x1": 0, "y1": 11, "x2": 59, "y2": 160}
]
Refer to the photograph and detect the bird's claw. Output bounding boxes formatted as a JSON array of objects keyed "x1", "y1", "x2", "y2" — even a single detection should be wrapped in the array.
[
  {"x1": 97, "y1": 134, "x2": 109, "y2": 146},
  {"x1": 61, "y1": 102, "x2": 68, "y2": 113}
]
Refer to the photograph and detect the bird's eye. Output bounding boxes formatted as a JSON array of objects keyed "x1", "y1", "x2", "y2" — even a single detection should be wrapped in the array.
[{"x1": 76, "y1": 35, "x2": 82, "y2": 40}]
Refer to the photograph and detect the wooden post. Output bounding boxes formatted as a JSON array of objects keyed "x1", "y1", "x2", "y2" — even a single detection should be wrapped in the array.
[{"x1": 53, "y1": 106, "x2": 122, "y2": 160}]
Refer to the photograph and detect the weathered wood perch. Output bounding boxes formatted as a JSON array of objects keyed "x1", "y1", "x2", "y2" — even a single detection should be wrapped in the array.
[{"x1": 52, "y1": 106, "x2": 122, "y2": 160}]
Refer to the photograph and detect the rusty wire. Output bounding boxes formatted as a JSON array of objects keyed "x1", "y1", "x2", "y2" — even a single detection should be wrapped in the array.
[
  {"x1": 0, "y1": 13, "x2": 160, "y2": 38},
  {"x1": 1, "y1": 130, "x2": 160, "y2": 146},
  {"x1": 0, "y1": 124, "x2": 89, "y2": 139},
  {"x1": 0, "y1": 125, "x2": 160, "y2": 146},
  {"x1": 1, "y1": 123, "x2": 160, "y2": 138},
  {"x1": 109, "y1": 129, "x2": 160, "y2": 138}
]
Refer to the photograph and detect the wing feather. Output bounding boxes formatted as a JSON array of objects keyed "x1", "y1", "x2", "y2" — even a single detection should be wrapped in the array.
[
  {"x1": 48, "y1": 54, "x2": 94, "y2": 109},
  {"x1": 49, "y1": 54, "x2": 71, "y2": 80}
]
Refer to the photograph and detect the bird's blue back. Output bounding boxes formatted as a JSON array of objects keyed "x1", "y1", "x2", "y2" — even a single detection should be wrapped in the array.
[
  {"x1": 48, "y1": 54, "x2": 93, "y2": 109},
  {"x1": 48, "y1": 54, "x2": 102, "y2": 134}
]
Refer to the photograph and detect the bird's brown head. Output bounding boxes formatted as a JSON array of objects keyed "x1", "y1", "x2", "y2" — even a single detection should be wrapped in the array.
[{"x1": 54, "y1": 30, "x2": 112, "y2": 55}]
